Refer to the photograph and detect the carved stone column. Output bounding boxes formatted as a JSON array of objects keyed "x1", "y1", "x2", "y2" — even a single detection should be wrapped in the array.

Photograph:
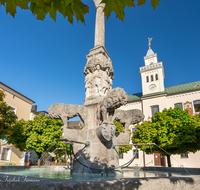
[
  {"x1": 84, "y1": 1, "x2": 113, "y2": 105},
  {"x1": 94, "y1": 1, "x2": 105, "y2": 47}
]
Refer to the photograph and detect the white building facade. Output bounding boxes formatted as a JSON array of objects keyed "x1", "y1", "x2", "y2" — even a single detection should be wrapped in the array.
[{"x1": 119, "y1": 45, "x2": 200, "y2": 168}]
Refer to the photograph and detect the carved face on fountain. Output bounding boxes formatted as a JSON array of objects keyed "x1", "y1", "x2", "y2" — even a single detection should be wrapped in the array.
[{"x1": 96, "y1": 64, "x2": 100, "y2": 70}]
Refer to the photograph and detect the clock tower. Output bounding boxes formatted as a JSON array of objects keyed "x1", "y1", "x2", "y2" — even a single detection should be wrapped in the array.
[{"x1": 140, "y1": 38, "x2": 165, "y2": 95}]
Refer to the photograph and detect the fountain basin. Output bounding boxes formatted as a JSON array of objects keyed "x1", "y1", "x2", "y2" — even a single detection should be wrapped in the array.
[{"x1": 0, "y1": 166, "x2": 200, "y2": 189}]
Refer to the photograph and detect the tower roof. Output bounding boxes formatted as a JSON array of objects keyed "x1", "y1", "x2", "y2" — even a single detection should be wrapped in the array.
[{"x1": 146, "y1": 48, "x2": 155, "y2": 57}]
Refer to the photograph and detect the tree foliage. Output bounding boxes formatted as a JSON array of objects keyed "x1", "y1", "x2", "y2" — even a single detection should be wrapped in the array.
[
  {"x1": 0, "y1": 0, "x2": 163, "y2": 24},
  {"x1": 132, "y1": 107, "x2": 200, "y2": 167},
  {"x1": 7, "y1": 114, "x2": 67, "y2": 158},
  {"x1": 6, "y1": 119, "x2": 27, "y2": 150},
  {"x1": 0, "y1": 90, "x2": 17, "y2": 140},
  {"x1": 113, "y1": 119, "x2": 132, "y2": 154}
]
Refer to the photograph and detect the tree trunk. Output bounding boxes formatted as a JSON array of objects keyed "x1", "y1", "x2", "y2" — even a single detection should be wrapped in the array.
[
  {"x1": 166, "y1": 155, "x2": 171, "y2": 167},
  {"x1": 36, "y1": 152, "x2": 42, "y2": 166},
  {"x1": 38, "y1": 159, "x2": 41, "y2": 166}
]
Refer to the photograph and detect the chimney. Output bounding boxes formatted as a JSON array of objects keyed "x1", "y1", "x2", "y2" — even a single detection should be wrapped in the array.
[{"x1": 32, "y1": 105, "x2": 37, "y2": 112}]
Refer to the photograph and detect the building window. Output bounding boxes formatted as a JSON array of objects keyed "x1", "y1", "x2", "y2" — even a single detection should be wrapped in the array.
[
  {"x1": 155, "y1": 74, "x2": 158, "y2": 80},
  {"x1": 133, "y1": 149, "x2": 139, "y2": 159},
  {"x1": 151, "y1": 106, "x2": 159, "y2": 117},
  {"x1": 151, "y1": 75, "x2": 154, "y2": 81},
  {"x1": 119, "y1": 154, "x2": 123, "y2": 159},
  {"x1": 131, "y1": 127, "x2": 136, "y2": 137},
  {"x1": 180, "y1": 153, "x2": 189, "y2": 158},
  {"x1": 1, "y1": 148, "x2": 9, "y2": 160},
  {"x1": 146, "y1": 76, "x2": 149, "y2": 83},
  {"x1": 193, "y1": 100, "x2": 200, "y2": 113},
  {"x1": 1, "y1": 147, "x2": 11, "y2": 161},
  {"x1": 174, "y1": 103, "x2": 183, "y2": 110},
  {"x1": 7, "y1": 105, "x2": 17, "y2": 115},
  {"x1": 131, "y1": 127, "x2": 136, "y2": 134},
  {"x1": 0, "y1": 146, "x2": 12, "y2": 162}
]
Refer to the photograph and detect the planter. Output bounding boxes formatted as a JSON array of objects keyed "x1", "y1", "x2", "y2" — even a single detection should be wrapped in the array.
[{"x1": 24, "y1": 161, "x2": 30, "y2": 166}]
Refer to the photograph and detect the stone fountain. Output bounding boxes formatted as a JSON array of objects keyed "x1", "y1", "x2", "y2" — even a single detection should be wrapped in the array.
[{"x1": 48, "y1": 0, "x2": 144, "y2": 174}]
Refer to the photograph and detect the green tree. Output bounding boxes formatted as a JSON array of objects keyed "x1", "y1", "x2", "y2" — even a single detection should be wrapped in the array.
[
  {"x1": 0, "y1": 90, "x2": 17, "y2": 140},
  {"x1": 0, "y1": 0, "x2": 162, "y2": 24},
  {"x1": 193, "y1": 113, "x2": 200, "y2": 145},
  {"x1": 6, "y1": 119, "x2": 27, "y2": 150},
  {"x1": 113, "y1": 119, "x2": 132, "y2": 154},
  {"x1": 7, "y1": 114, "x2": 67, "y2": 164},
  {"x1": 132, "y1": 107, "x2": 200, "y2": 167}
]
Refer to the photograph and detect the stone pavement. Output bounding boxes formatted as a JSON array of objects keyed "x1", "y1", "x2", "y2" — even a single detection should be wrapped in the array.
[{"x1": 0, "y1": 173, "x2": 200, "y2": 190}]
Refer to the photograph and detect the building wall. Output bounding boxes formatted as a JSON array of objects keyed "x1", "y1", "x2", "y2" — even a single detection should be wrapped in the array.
[
  {"x1": 166, "y1": 90, "x2": 200, "y2": 112},
  {"x1": 0, "y1": 88, "x2": 32, "y2": 121},
  {"x1": 120, "y1": 148, "x2": 200, "y2": 168},
  {"x1": 119, "y1": 91, "x2": 200, "y2": 168},
  {"x1": 171, "y1": 151, "x2": 200, "y2": 168},
  {"x1": 120, "y1": 90, "x2": 200, "y2": 121},
  {"x1": 0, "y1": 83, "x2": 34, "y2": 166},
  {"x1": 30, "y1": 112, "x2": 38, "y2": 120},
  {"x1": 0, "y1": 141, "x2": 25, "y2": 166},
  {"x1": 119, "y1": 146, "x2": 155, "y2": 167},
  {"x1": 119, "y1": 101, "x2": 142, "y2": 111},
  {"x1": 142, "y1": 95, "x2": 167, "y2": 120}
]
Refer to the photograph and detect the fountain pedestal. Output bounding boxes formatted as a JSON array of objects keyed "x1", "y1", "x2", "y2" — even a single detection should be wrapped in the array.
[{"x1": 63, "y1": 102, "x2": 129, "y2": 173}]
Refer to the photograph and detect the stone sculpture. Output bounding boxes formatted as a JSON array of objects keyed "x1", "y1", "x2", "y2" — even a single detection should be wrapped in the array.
[
  {"x1": 95, "y1": 87, "x2": 129, "y2": 144},
  {"x1": 48, "y1": 0, "x2": 145, "y2": 174},
  {"x1": 84, "y1": 56, "x2": 114, "y2": 100},
  {"x1": 97, "y1": 87, "x2": 129, "y2": 124},
  {"x1": 113, "y1": 109, "x2": 145, "y2": 133},
  {"x1": 48, "y1": 103, "x2": 86, "y2": 129}
]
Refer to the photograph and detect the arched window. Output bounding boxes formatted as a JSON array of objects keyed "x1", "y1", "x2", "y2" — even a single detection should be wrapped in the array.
[
  {"x1": 146, "y1": 76, "x2": 149, "y2": 82},
  {"x1": 155, "y1": 74, "x2": 158, "y2": 80},
  {"x1": 151, "y1": 105, "x2": 159, "y2": 116},
  {"x1": 151, "y1": 75, "x2": 154, "y2": 81},
  {"x1": 193, "y1": 100, "x2": 200, "y2": 113},
  {"x1": 174, "y1": 103, "x2": 183, "y2": 110}
]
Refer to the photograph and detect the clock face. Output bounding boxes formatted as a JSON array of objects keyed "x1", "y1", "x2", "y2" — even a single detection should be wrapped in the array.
[{"x1": 149, "y1": 84, "x2": 157, "y2": 91}]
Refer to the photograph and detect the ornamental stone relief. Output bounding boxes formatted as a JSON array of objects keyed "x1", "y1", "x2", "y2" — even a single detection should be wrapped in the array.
[
  {"x1": 167, "y1": 91, "x2": 200, "y2": 99},
  {"x1": 84, "y1": 56, "x2": 114, "y2": 98}
]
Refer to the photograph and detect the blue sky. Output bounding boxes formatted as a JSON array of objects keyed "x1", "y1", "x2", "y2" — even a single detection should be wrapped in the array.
[{"x1": 0, "y1": 0, "x2": 200, "y2": 115}]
